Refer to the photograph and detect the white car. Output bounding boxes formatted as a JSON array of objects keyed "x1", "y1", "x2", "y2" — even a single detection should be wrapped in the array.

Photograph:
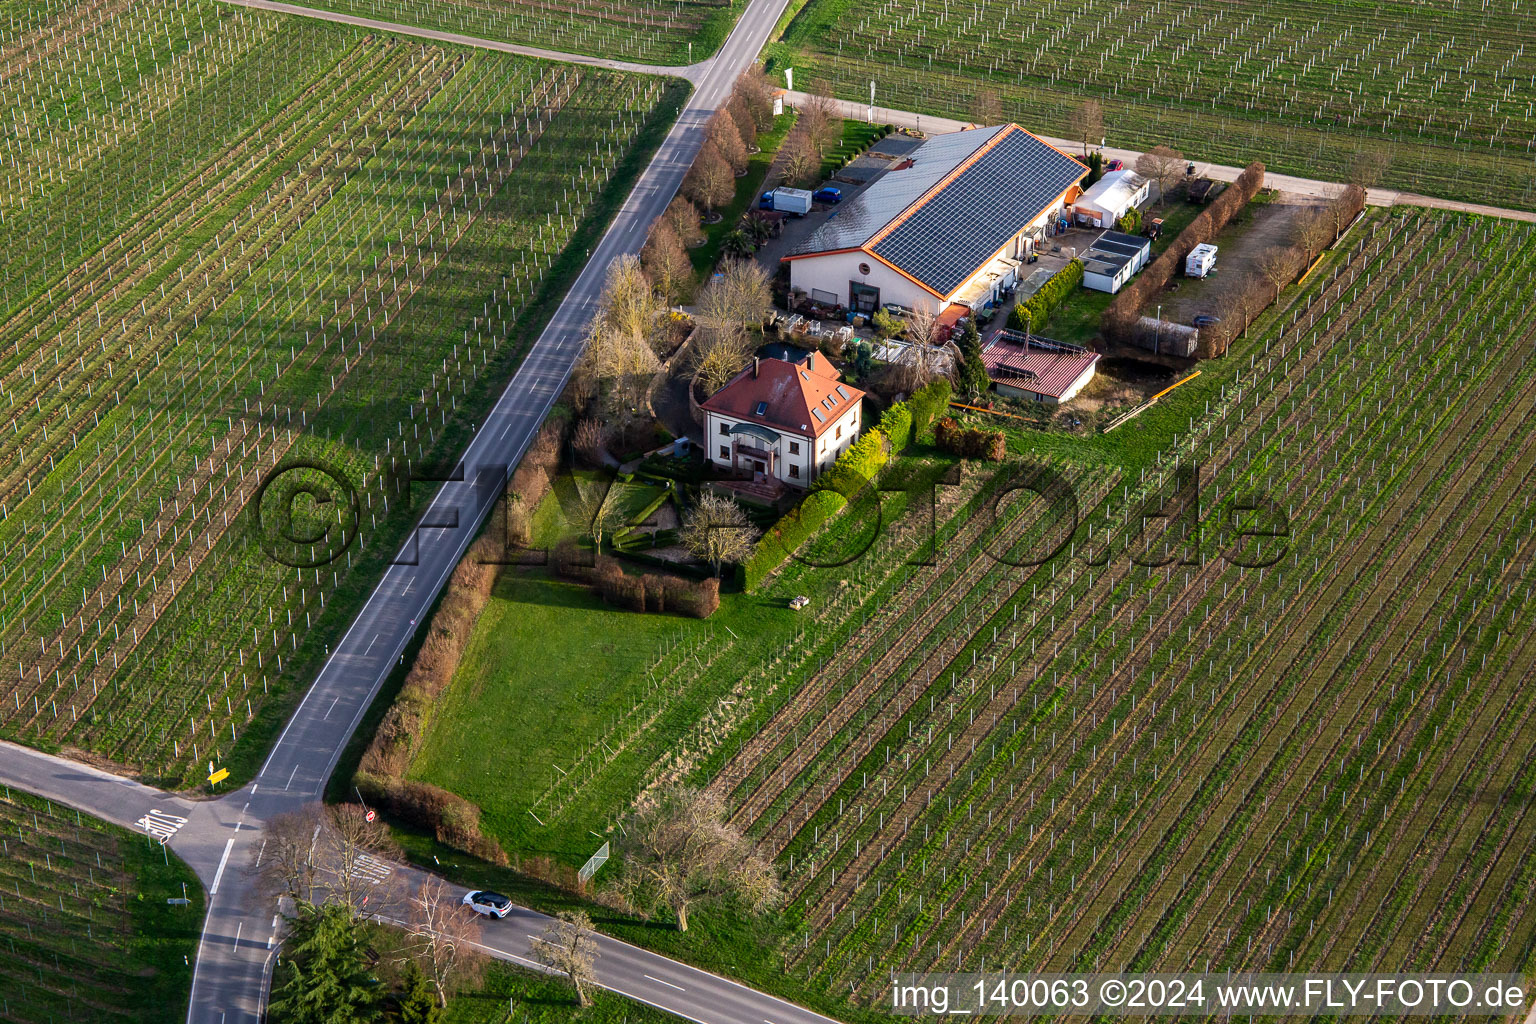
[{"x1": 461, "y1": 889, "x2": 512, "y2": 918}]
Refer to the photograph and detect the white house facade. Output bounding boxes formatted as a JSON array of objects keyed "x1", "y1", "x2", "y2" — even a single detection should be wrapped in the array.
[{"x1": 700, "y1": 353, "x2": 863, "y2": 488}]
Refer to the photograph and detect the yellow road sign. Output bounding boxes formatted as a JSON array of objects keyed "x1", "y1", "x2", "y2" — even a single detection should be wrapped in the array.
[{"x1": 208, "y1": 768, "x2": 229, "y2": 785}]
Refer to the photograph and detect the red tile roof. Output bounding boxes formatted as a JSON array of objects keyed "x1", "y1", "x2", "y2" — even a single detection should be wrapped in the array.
[
  {"x1": 982, "y1": 333, "x2": 1100, "y2": 399},
  {"x1": 700, "y1": 355, "x2": 864, "y2": 438}
]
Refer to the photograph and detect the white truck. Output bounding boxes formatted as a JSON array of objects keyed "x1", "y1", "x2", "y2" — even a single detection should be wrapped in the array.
[
  {"x1": 759, "y1": 186, "x2": 813, "y2": 216},
  {"x1": 1185, "y1": 243, "x2": 1218, "y2": 278}
]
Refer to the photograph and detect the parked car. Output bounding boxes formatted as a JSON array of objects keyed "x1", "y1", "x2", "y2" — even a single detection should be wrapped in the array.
[
  {"x1": 812, "y1": 186, "x2": 843, "y2": 204},
  {"x1": 1105, "y1": 158, "x2": 1124, "y2": 171},
  {"x1": 462, "y1": 890, "x2": 512, "y2": 918},
  {"x1": 1192, "y1": 314, "x2": 1222, "y2": 327}
]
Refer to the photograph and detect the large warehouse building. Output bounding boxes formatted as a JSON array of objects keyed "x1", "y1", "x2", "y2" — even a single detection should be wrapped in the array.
[{"x1": 782, "y1": 124, "x2": 1090, "y2": 318}]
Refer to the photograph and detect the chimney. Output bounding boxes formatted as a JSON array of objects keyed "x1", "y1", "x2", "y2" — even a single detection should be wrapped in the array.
[
  {"x1": 752, "y1": 356, "x2": 759, "y2": 378},
  {"x1": 806, "y1": 351, "x2": 815, "y2": 371}
]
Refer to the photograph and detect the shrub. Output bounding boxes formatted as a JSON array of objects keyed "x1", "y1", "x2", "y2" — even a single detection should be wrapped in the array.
[
  {"x1": 813, "y1": 426, "x2": 889, "y2": 499},
  {"x1": 353, "y1": 772, "x2": 510, "y2": 867},
  {"x1": 1008, "y1": 259, "x2": 1083, "y2": 333},
  {"x1": 876, "y1": 402, "x2": 914, "y2": 453},
  {"x1": 907, "y1": 378, "x2": 952, "y2": 439},
  {"x1": 1116, "y1": 208, "x2": 1141, "y2": 234},
  {"x1": 935, "y1": 417, "x2": 1004, "y2": 460}
]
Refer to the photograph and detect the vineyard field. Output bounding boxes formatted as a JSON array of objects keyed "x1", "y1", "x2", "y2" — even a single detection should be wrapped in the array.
[
  {"x1": 293, "y1": 0, "x2": 745, "y2": 64},
  {"x1": 0, "y1": 787, "x2": 202, "y2": 1023},
  {"x1": 0, "y1": 0, "x2": 686, "y2": 787},
  {"x1": 769, "y1": 0, "x2": 1536, "y2": 209},
  {"x1": 705, "y1": 208, "x2": 1536, "y2": 996}
]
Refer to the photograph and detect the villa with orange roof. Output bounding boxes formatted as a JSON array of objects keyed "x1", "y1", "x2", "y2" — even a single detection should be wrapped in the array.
[
  {"x1": 700, "y1": 351, "x2": 863, "y2": 489},
  {"x1": 781, "y1": 123, "x2": 1090, "y2": 319}
]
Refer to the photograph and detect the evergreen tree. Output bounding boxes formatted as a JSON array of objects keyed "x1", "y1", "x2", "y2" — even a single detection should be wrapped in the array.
[
  {"x1": 957, "y1": 319, "x2": 991, "y2": 402},
  {"x1": 396, "y1": 963, "x2": 443, "y2": 1024},
  {"x1": 268, "y1": 902, "x2": 384, "y2": 1024}
]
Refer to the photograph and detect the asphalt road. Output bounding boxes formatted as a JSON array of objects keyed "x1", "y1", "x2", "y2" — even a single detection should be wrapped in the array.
[
  {"x1": 216, "y1": 0, "x2": 703, "y2": 80},
  {"x1": 0, "y1": 0, "x2": 824, "y2": 1022}
]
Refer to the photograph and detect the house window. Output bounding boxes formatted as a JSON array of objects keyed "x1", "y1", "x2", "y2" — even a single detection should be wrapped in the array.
[
  {"x1": 719, "y1": 422, "x2": 730, "y2": 436},
  {"x1": 789, "y1": 440, "x2": 800, "y2": 455},
  {"x1": 790, "y1": 464, "x2": 800, "y2": 479},
  {"x1": 720, "y1": 445, "x2": 729, "y2": 459}
]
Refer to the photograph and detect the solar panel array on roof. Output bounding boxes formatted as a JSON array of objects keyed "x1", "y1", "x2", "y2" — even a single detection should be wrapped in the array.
[
  {"x1": 870, "y1": 127, "x2": 1088, "y2": 296},
  {"x1": 787, "y1": 126, "x2": 1007, "y2": 257}
]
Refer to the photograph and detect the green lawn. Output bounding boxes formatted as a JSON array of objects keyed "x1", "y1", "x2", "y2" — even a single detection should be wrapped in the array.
[
  {"x1": 1039, "y1": 285, "x2": 1114, "y2": 348},
  {"x1": 407, "y1": 571, "x2": 797, "y2": 863},
  {"x1": 816, "y1": 120, "x2": 889, "y2": 179}
]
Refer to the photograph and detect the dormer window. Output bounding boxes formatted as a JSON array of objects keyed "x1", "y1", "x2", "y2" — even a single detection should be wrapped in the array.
[{"x1": 754, "y1": 401, "x2": 769, "y2": 417}]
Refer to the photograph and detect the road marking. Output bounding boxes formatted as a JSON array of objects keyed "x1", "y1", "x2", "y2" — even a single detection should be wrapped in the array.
[
  {"x1": 363, "y1": 633, "x2": 378, "y2": 655},
  {"x1": 233, "y1": 922, "x2": 243, "y2": 950},
  {"x1": 402, "y1": 576, "x2": 416, "y2": 595},
  {"x1": 209, "y1": 837, "x2": 235, "y2": 895},
  {"x1": 136, "y1": 808, "x2": 188, "y2": 843},
  {"x1": 323, "y1": 696, "x2": 340, "y2": 720},
  {"x1": 286, "y1": 764, "x2": 300, "y2": 790},
  {"x1": 644, "y1": 974, "x2": 686, "y2": 992},
  {"x1": 351, "y1": 852, "x2": 393, "y2": 885}
]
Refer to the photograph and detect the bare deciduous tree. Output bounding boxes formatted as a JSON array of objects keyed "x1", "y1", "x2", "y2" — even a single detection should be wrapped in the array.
[
  {"x1": 708, "y1": 107, "x2": 749, "y2": 175},
  {"x1": 972, "y1": 88, "x2": 1003, "y2": 125},
  {"x1": 727, "y1": 92, "x2": 759, "y2": 152},
  {"x1": 404, "y1": 877, "x2": 486, "y2": 1008},
  {"x1": 529, "y1": 910, "x2": 600, "y2": 1008},
  {"x1": 577, "y1": 256, "x2": 664, "y2": 409},
  {"x1": 1348, "y1": 149, "x2": 1391, "y2": 191},
  {"x1": 680, "y1": 492, "x2": 757, "y2": 576},
  {"x1": 574, "y1": 419, "x2": 609, "y2": 466},
  {"x1": 1068, "y1": 98, "x2": 1103, "y2": 157},
  {"x1": 684, "y1": 141, "x2": 735, "y2": 215},
  {"x1": 610, "y1": 786, "x2": 780, "y2": 932},
  {"x1": 888, "y1": 308, "x2": 952, "y2": 394},
  {"x1": 323, "y1": 803, "x2": 395, "y2": 916},
  {"x1": 1134, "y1": 144, "x2": 1185, "y2": 201},
  {"x1": 665, "y1": 195, "x2": 704, "y2": 247},
  {"x1": 779, "y1": 130, "x2": 819, "y2": 188},
  {"x1": 251, "y1": 805, "x2": 325, "y2": 905},
  {"x1": 577, "y1": 477, "x2": 625, "y2": 553},
  {"x1": 691, "y1": 327, "x2": 755, "y2": 396},
  {"x1": 801, "y1": 90, "x2": 841, "y2": 155},
  {"x1": 1296, "y1": 206, "x2": 1335, "y2": 257},
  {"x1": 641, "y1": 218, "x2": 693, "y2": 306},
  {"x1": 598, "y1": 255, "x2": 661, "y2": 353},
  {"x1": 717, "y1": 258, "x2": 772, "y2": 335},
  {"x1": 734, "y1": 66, "x2": 777, "y2": 132},
  {"x1": 1256, "y1": 246, "x2": 1298, "y2": 303}
]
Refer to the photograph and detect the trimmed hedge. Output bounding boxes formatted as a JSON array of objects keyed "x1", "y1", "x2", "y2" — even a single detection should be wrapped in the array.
[
  {"x1": 741, "y1": 378, "x2": 954, "y2": 590},
  {"x1": 1008, "y1": 259, "x2": 1083, "y2": 333},
  {"x1": 813, "y1": 425, "x2": 890, "y2": 499},
  {"x1": 876, "y1": 402, "x2": 913, "y2": 453},
  {"x1": 907, "y1": 378, "x2": 952, "y2": 439},
  {"x1": 1103, "y1": 160, "x2": 1266, "y2": 345},
  {"x1": 742, "y1": 488, "x2": 846, "y2": 591}
]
